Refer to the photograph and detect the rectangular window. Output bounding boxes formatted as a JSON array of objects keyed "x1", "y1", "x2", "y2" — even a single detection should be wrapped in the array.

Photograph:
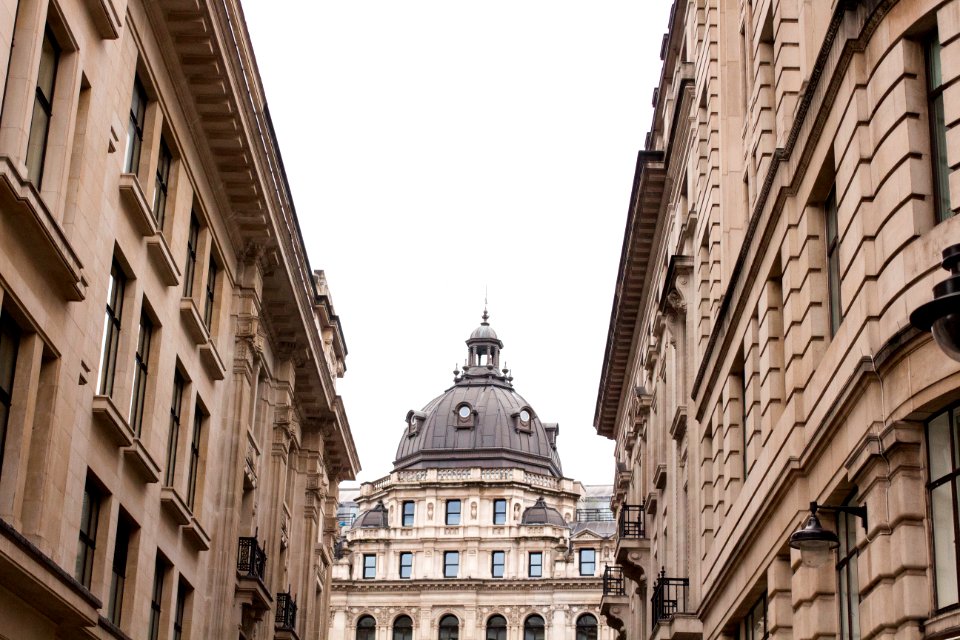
[
  {"x1": 739, "y1": 594, "x2": 768, "y2": 640},
  {"x1": 579, "y1": 548, "x2": 596, "y2": 576},
  {"x1": 173, "y1": 579, "x2": 189, "y2": 640},
  {"x1": 165, "y1": 372, "x2": 184, "y2": 486},
  {"x1": 0, "y1": 315, "x2": 21, "y2": 477},
  {"x1": 493, "y1": 499, "x2": 507, "y2": 524},
  {"x1": 26, "y1": 28, "x2": 60, "y2": 186},
  {"x1": 491, "y1": 550, "x2": 505, "y2": 578},
  {"x1": 402, "y1": 501, "x2": 415, "y2": 527},
  {"x1": 147, "y1": 556, "x2": 166, "y2": 640},
  {"x1": 98, "y1": 261, "x2": 126, "y2": 396},
  {"x1": 75, "y1": 477, "x2": 101, "y2": 588},
  {"x1": 927, "y1": 32, "x2": 953, "y2": 223},
  {"x1": 129, "y1": 311, "x2": 152, "y2": 436},
  {"x1": 108, "y1": 514, "x2": 133, "y2": 625},
  {"x1": 186, "y1": 404, "x2": 202, "y2": 510},
  {"x1": 203, "y1": 259, "x2": 217, "y2": 331},
  {"x1": 183, "y1": 214, "x2": 200, "y2": 297},
  {"x1": 152, "y1": 138, "x2": 172, "y2": 228},
  {"x1": 837, "y1": 494, "x2": 861, "y2": 640},
  {"x1": 444, "y1": 551, "x2": 459, "y2": 578},
  {"x1": 125, "y1": 76, "x2": 147, "y2": 174},
  {"x1": 445, "y1": 499, "x2": 461, "y2": 525},
  {"x1": 399, "y1": 552, "x2": 413, "y2": 579},
  {"x1": 926, "y1": 403, "x2": 960, "y2": 610},
  {"x1": 363, "y1": 554, "x2": 376, "y2": 579},
  {"x1": 528, "y1": 551, "x2": 543, "y2": 578},
  {"x1": 825, "y1": 187, "x2": 842, "y2": 336}
]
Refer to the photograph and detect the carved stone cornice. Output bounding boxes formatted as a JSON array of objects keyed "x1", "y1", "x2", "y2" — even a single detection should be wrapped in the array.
[{"x1": 332, "y1": 578, "x2": 602, "y2": 592}]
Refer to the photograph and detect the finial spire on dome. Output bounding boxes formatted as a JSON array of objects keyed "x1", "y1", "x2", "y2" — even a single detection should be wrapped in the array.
[{"x1": 482, "y1": 288, "x2": 489, "y2": 324}]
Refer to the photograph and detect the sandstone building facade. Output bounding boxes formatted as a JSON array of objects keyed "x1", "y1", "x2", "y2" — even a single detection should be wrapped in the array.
[
  {"x1": 595, "y1": 1, "x2": 960, "y2": 640},
  {"x1": 0, "y1": 0, "x2": 359, "y2": 638},
  {"x1": 329, "y1": 316, "x2": 616, "y2": 640}
]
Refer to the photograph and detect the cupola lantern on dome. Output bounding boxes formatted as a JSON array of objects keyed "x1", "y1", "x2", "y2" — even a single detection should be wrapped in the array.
[
  {"x1": 466, "y1": 308, "x2": 503, "y2": 370},
  {"x1": 393, "y1": 310, "x2": 563, "y2": 477}
]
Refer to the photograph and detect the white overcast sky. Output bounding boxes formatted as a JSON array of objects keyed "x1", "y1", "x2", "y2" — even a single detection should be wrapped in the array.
[{"x1": 241, "y1": 0, "x2": 673, "y2": 486}]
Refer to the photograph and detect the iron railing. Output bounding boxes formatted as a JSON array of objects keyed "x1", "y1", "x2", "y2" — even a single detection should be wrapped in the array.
[
  {"x1": 618, "y1": 504, "x2": 646, "y2": 538},
  {"x1": 651, "y1": 568, "x2": 689, "y2": 624},
  {"x1": 237, "y1": 536, "x2": 267, "y2": 582},
  {"x1": 602, "y1": 565, "x2": 625, "y2": 596},
  {"x1": 577, "y1": 508, "x2": 615, "y2": 522},
  {"x1": 275, "y1": 591, "x2": 297, "y2": 631}
]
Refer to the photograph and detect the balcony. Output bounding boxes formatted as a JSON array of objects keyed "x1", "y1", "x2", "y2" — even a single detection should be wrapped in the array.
[
  {"x1": 651, "y1": 569, "x2": 700, "y2": 640},
  {"x1": 616, "y1": 504, "x2": 649, "y2": 583},
  {"x1": 576, "y1": 508, "x2": 615, "y2": 522},
  {"x1": 600, "y1": 565, "x2": 628, "y2": 637},
  {"x1": 236, "y1": 536, "x2": 271, "y2": 613},
  {"x1": 274, "y1": 591, "x2": 299, "y2": 640}
]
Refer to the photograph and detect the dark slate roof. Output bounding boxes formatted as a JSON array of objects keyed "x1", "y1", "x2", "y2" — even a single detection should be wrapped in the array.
[
  {"x1": 353, "y1": 500, "x2": 389, "y2": 529},
  {"x1": 521, "y1": 497, "x2": 567, "y2": 526},
  {"x1": 392, "y1": 316, "x2": 562, "y2": 477}
]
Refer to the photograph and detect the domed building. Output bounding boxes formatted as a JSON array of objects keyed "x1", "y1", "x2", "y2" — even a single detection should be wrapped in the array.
[{"x1": 328, "y1": 313, "x2": 616, "y2": 640}]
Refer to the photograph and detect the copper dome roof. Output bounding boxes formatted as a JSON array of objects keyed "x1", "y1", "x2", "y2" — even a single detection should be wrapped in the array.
[
  {"x1": 352, "y1": 500, "x2": 389, "y2": 529},
  {"x1": 393, "y1": 313, "x2": 562, "y2": 477},
  {"x1": 521, "y1": 497, "x2": 567, "y2": 526}
]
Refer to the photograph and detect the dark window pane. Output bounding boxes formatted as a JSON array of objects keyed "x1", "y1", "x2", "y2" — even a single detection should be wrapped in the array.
[
  {"x1": 26, "y1": 29, "x2": 59, "y2": 186},
  {"x1": 0, "y1": 316, "x2": 21, "y2": 477},
  {"x1": 125, "y1": 77, "x2": 147, "y2": 173}
]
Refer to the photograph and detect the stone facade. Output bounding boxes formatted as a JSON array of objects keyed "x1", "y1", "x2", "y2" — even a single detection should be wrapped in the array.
[
  {"x1": 0, "y1": 0, "x2": 359, "y2": 639},
  {"x1": 329, "y1": 320, "x2": 616, "y2": 640},
  {"x1": 595, "y1": 1, "x2": 960, "y2": 640}
]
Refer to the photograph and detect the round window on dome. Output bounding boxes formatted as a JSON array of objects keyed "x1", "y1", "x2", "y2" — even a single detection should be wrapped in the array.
[
  {"x1": 458, "y1": 405, "x2": 471, "y2": 419},
  {"x1": 519, "y1": 409, "x2": 531, "y2": 423}
]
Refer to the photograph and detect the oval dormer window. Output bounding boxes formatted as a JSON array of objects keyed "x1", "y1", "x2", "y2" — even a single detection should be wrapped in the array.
[
  {"x1": 519, "y1": 409, "x2": 531, "y2": 423},
  {"x1": 458, "y1": 405, "x2": 472, "y2": 419}
]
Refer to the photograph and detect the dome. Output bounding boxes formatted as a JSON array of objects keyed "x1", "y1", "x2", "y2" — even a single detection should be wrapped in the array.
[
  {"x1": 521, "y1": 497, "x2": 567, "y2": 526},
  {"x1": 393, "y1": 312, "x2": 562, "y2": 477},
  {"x1": 469, "y1": 323, "x2": 498, "y2": 340},
  {"x1": 352, "y1": 500, "x2": 388, "y2": 529}
]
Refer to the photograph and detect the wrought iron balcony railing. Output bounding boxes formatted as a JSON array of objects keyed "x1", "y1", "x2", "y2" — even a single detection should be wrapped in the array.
[
  {"x1": 276, "y1": 591, "x2": 298, "y2": 631},
  {"x1": 651, "y1": 568, "x2": 689, "y2": 624},
  {"x1": 618, "y1": 504, "x2": 646, "y2": 538},
  {"x1": 237, "y1": 536, "x2": 267, "y2": 582},
  {"x1": 602, "y1": 565, "x2": 625, "y2": 596}
]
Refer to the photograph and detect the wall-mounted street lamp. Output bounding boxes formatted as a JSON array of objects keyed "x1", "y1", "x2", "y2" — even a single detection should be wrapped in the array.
[
  {"x1": 788, "y1": 501, "x2": 867, "y2": 568},
  {"x1": 911, "y1": 243, "x2": 960, "y2": 362}
]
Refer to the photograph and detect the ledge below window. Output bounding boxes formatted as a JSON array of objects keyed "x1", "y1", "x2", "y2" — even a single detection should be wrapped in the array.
[
  {"x1": 183, "y1": 516, "x2": 210, "y2": 551},
  {"x1": 146, "y1": 234, "x2": 181, "y2": 287},
  {"x1": 118, "y1": 173, "x2": 158, "y2": 237},
  {"x1": 0, "y1": 156, "x2": 85, "y2": 301},
  {"x1": 91, "y1": 395, "x2": 135, "y2": 447},
  {"x1": 179, "y1": 298, "x2": 209, "y2": 345},
  {"x1": 200, "y1": 340, "x2": 226, "y2": 380},
  {"x1": 123, "y1": 438, "x2": 161, "y2": 484},
  {"x1": 160, "y1": 487, "x2": 191, "y2": 526}
]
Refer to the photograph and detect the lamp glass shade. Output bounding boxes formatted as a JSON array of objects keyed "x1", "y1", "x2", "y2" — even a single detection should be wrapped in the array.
[
  {"x1": 932, "y1": 312, "x2": 960, "y2": 362},
  {"x1": 789, "y1": 512, "x2": 840, "y2": 568}
]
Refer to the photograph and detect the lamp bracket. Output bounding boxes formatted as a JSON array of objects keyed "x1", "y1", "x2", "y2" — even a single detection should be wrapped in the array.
[{"x1": 810, "y1": 501, "x2": 868, "y2": 532}]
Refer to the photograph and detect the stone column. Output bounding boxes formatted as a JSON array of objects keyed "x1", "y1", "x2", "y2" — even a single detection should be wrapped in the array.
[{"x1": 845, "y1": 421, "x2": 927, "y2": 639}]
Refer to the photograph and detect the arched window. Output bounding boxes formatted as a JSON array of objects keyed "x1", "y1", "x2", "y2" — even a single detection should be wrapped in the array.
[
  {"x1": 486, "y1": 615, "x2": 507, "y2": 640},
  {"x1": 576, "y1": 614, "x2": 599, "y2": 640},
  {"x1": 439, "y1": 614, "x2": 459, "y2": 640},
  {"x1": 393, "y1": 615, "x2": 413, "y2": 640},
  {"x1": 524, "y1": 615, "x2": 545, "y2": 640},
  {"x1": 357, "y1": 615, "x2": 376, "y2": 640}
]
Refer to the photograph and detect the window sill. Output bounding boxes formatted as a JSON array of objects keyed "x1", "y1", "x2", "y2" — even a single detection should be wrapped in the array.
[
  {"x1": 160, "y1": 486, "x2": 191, "y2": 525},
  {"x1": 91, "y1": 395, "x2": 135, "y2": 447},
  {"x1": 122, "y1": 437, "x2": 161, "y2": 484},
  {"x1": 118, "y1": 173, "x2": 158, "y2": 237},
  {"x1": 146, "y1": 234, "x2": 181, "y2": 287},
  {"x1": 98, "y1": 615, "x2": 133, "y2": 640},
  {"x1": 199, "y1": 339, "x2": 226, "y2": 380},
  {"x1": 82, "y1": 0, "x2": 122, "y2": 39},
  {"x1": 0, "y1": 155, "x2": 85, "y2": 301},
  {"x1": 179, "y1": 298, "x2": 209, "y2": 345},
  {"x1": 184, "y1": 515, "x2": 210, "y2": 550},
  {"x1": 924, "y1": 609, "x2": 960, "y2": 639}
]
